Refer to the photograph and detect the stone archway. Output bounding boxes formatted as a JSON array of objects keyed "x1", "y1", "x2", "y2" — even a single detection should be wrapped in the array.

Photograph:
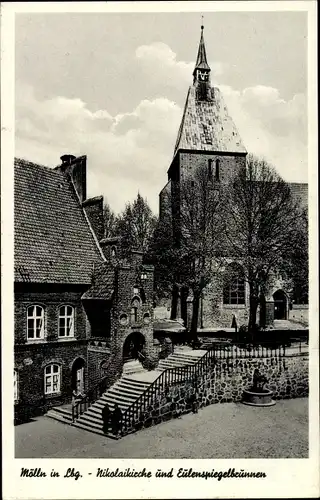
[
  {"x1": 273, "y1": 290, "x2": 287, "y2": 320},
  {"x1": 123, "y1": 331, "x2": 146, "y2": 363},
  {"x1": 71, "y1": 357, "x2": 85, "y2": 394}
]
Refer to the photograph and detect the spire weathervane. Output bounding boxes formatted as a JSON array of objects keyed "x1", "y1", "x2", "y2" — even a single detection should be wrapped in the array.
[{"x1": 193, "y1": 18, "x2": 211, "y2": 84}]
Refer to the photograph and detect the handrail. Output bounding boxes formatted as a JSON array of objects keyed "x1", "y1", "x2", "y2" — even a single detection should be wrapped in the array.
[
  {"x1": 72, "y1": 355, "x2": 115, "y2": 422},
  {"x1": 121, "y1": 347, "x2": 216, "y2": 434}
]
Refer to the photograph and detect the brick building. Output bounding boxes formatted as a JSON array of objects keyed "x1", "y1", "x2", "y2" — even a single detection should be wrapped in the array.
[
  {"x1": 159, "y1": 26, "x2": 308, "y2": 330},
  {"x1": 14, "y1": 155, "x2": 156, "y2": 422}
]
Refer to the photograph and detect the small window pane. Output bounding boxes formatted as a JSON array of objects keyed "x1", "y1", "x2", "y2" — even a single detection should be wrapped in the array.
[{"x1": 53, "y1": 365, "x2": 59, "y2": 373}]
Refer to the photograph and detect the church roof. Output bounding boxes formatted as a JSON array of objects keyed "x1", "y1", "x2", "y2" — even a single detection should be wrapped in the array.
[
  {"x1": 174, "y1": 86, "x2": 247, "y2": 154},
  {"x1": 14, "y1": 157, "x2": 103, "y2": 284},
  {"x1": 194, "y1": 26, "x2": 210, "y2": 72}
]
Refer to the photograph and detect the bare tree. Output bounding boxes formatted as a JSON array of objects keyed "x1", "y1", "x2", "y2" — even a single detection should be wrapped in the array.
[
  {"x1": 178, "y1": 166, "x2": 226, "y2": 338},
  {"x1": 224, "y1": 154, "x2": 306, "y2": 334},
  {"x1": 103, "y1": 202, "x2": 118, "y2": 238}
]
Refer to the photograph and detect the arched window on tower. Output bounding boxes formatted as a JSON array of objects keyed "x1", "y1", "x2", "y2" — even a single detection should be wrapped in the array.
[
  {"x1": 215, "y1": 159, "x2": 220, "y2": 181},
  {"x1": 130, "y1": 297, "x2": 141, "y2": 324}
]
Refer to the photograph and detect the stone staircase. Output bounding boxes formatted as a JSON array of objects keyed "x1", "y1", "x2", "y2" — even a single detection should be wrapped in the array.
[{"x1": 46, "y1": 347, "x2": 208, "y2": 437}]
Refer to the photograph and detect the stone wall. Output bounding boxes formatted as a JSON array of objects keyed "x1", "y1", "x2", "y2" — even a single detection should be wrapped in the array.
[
  {"x1": 290, "y1": 305, "x2": 309, "y2": 325},
  {"x1": 124, "y1": 353, "x2": 308, "y2": 434}
]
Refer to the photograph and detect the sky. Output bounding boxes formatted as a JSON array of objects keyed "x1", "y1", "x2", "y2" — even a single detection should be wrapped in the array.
[{"x1": 15, "y1": 10, "x2": 308, "y2": 214}]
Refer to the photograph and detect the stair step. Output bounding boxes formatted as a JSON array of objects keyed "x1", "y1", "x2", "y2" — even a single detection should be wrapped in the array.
[
  {"x1": 107, "y1": 388, "x2": 139, "y2": 401},
  {"x1": 46, "y1": 412, "x2": 72, "y2": 424},
  {"x1": 93, "y1": 399, "x2": 128, "y2": 411},
  {"x1": 169, "y1": 354, "x2": 199, "y2": 363},
  {"x1": 158, "y1": 359, "x2": 193, "y2": 368},
  {"x1": 120, "y1": 378, "x2": 151, "y2": 389},
  {"x1": 48, "y1": 406, "x2": 73, "y2": 417},
  {"x1": 110, "y1": 384, "x2": 144, "y2": 398},
  {"x1": 71, "y1": 420, "x2": 120, "y2": 439}
]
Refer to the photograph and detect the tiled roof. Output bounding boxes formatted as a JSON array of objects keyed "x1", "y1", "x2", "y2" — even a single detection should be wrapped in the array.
[
  {"x1": 174, "y1": 86, "x2": 247, "y2": 154},
  {"x1": 289, "y1": 182, "x2": 308, "y2": 210},
  {"x1": 14, "y1": 158, "x2": 103, "y2": 284},
  {"x1": 81, "y1": 262, "x2": 115, "y2": 300}
]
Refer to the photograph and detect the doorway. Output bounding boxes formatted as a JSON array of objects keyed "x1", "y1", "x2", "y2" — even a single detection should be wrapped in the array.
[
  {"x1": 273, "y1": 290, "x2": 287, "y2": 320},
  {"x1": 71, "y1": 358, "x2": 85, "y2": 394},
  {"x1": 123, "y1": 332, "x2": 146, "y2": 363}
]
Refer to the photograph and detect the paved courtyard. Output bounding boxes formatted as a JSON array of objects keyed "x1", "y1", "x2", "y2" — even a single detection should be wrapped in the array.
[{"x1": 15, "y1": 398, "x2": 308, "y2": 459}]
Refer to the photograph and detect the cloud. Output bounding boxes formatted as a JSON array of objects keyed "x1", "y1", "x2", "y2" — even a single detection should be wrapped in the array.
[
  {"x1": 15, "y1": 43, "x2": 307, "y2": 215},
  {"x1": 220, "y1": 84, "x2": 307, "y2": 181},
  {"x1": 135, "y1": 42, "x2": 225, "y2": 91},
  {"x1": 15, "y1": 83, "x2": 182, "y2": 213}
]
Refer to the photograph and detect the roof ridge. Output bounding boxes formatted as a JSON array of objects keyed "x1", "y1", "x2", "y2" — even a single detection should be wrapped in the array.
[
  {"x1": 174, "y1": 86, "x2": 192, "y2": 154},
  {"x1": 14, "y1": 157, "x2": 58, "y2": 172}
]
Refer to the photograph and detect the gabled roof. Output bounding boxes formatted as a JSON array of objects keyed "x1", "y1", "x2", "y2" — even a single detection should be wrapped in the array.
[
  {"x1": 81, "y1": 262, "x2": 115, "y2": 300},
  {"x1": 174, "y1": 86, "x2": 247, "y2": 154},
  {"x1": 14, "y1": 158, "x2": 103, "y2": 284}
]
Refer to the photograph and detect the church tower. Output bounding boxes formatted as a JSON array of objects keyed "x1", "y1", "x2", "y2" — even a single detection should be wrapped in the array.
[{"x1": 159, "y1": 24, "x2": 247, "y2": 219}]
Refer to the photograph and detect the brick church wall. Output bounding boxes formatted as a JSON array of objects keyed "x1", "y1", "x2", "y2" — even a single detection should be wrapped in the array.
[{"x1": 179, "y1": 151, "x2": 246, "y2": 185}]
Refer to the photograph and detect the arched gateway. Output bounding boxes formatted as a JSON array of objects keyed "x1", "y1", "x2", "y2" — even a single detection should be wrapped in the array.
[
  {"x1": 273, "y1": 290, "x2": 288, "y2": 320},
  {"x1": 123, "y1": 332, "x2": 146, "y2": 363}
]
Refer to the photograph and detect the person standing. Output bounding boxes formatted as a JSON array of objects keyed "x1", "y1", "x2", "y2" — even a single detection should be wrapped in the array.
[
  {"x1": 231, "y1": 313, "x2": 238, "y2": 334},
  {"x1": 112, "y1": 403, "x2": 123, "y2": 437},
  {"x1": 101, "y1": 403, "x2": 111, "y2": 435}
]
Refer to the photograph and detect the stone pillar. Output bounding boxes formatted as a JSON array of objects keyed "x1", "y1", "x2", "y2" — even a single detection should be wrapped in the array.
[
  {"x1": 176, "y1": 285, "x2": 183, "y2": 323},
  {"x1": 186, "y1": 294, "x2": 193, "y2": 331},
  {"x1": 265, "y1": 297, "x2": 274, "y2": 327}
]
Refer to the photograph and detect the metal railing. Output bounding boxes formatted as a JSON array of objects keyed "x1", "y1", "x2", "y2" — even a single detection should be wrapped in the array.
[
  {"x1": 209, "y1": 342, "x2": 287, "y2": 359},
  {"x1": 121, "y1": 347, "x2": 216, "y2": 434},
  {"x1": 72, "y1": 356, "x2": 115, "y2": 422}
]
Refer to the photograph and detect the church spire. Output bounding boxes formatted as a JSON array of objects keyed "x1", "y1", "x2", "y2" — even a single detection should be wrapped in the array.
[{"x1": 193, "y1": 23, "x2": 211, "y2": 84}]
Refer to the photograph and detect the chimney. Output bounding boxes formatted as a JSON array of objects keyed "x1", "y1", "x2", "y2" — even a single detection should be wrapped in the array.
[
  {"x1": 82, "y1": 196, "x2": 104, "y2": 242},
  {"x1": 55, "y1": 154, "x2": 87, "y2": 203}
]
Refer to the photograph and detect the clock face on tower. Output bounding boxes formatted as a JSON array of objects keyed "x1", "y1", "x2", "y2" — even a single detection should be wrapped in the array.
[{"x1": 197, "y1": 70, "x2": 209, "y2": 82}]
